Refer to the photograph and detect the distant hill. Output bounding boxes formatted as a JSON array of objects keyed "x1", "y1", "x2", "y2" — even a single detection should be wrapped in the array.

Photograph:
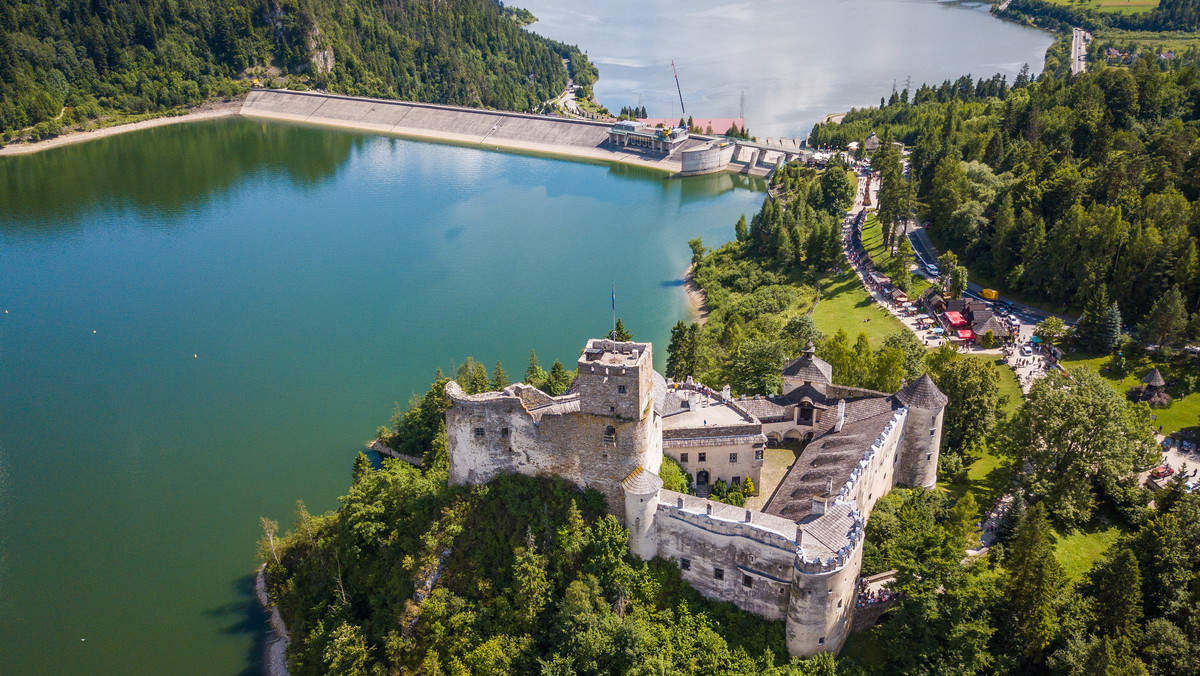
[{"x1": 0, "y1": 0, "x2": 586, "y2": 136}]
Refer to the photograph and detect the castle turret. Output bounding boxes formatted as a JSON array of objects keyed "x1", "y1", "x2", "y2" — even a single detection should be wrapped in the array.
[
  {"x1": 622, "y1": 466, "x2": 663, "y2": 560},
  {"x1": 893, "y1": 374, "x2": 947, "y2": 488}
]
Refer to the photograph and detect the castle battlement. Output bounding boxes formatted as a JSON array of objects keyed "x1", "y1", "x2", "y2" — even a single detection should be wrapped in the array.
[{"x1": 444, "y1": 337, "x2": 947, "y2": 657}]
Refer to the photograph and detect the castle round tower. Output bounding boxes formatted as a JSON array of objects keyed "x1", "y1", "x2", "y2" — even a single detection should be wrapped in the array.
[
  {"x1": 621, "y1": 466, "x2": 663, "y2": 561},
  {"x1": 893, "y1": 374, "x2": 948, "y2": 489}
]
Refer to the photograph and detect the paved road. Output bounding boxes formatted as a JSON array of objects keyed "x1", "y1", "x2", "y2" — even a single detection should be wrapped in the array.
[{"x1": 1071, "y1": 27, "x2": 1090, "y2": 76}]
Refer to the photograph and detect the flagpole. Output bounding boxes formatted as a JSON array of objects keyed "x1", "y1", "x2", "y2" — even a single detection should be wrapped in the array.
[{"x1": 611, "y1": 283, "x2": 616, "y2": 339}]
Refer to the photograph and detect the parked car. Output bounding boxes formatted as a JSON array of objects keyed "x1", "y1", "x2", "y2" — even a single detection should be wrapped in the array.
[
  {"x1": 1020, "y1": 345, "x2": 1033, "y2": 356},
  {"x1": 1151, "y1": 466, "x2": 1175, "y2": 479},
  {"x1": 926, "y1": 264, "x2": 939, "y2": 277}
]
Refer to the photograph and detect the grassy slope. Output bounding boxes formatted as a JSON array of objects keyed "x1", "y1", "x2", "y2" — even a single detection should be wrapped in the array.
[
  {"x1": 860, "y1": 214, "x2": 930, "y2": 296},
  {"x1": 1053, "y1": 522, "x2": 1123, "y2": 581},
  {"x1": 1062, "y1": 353, "x2": 1200, "y2": 436},
  {"x1": 812, "y1": 269, "x2": 908, "y2": 344},
  {"x1": 1043, "y1": 0, "x2": 1159, "y2": 13}
]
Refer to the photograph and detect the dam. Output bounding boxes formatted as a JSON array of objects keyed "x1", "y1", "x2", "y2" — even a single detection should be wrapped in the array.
[{"x1": 240, "y1": 89, "x2": 807, "y2": 177}]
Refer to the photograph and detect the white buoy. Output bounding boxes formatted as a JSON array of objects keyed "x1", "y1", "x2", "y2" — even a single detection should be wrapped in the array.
[{"x1": 193, "y1": 354, "x2": 198, "y2": 358}]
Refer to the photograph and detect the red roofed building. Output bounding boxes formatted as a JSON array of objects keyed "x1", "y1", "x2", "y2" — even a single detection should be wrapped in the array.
[{"x1": 639, "y1": 117, "x2": 745, "y2": 135}]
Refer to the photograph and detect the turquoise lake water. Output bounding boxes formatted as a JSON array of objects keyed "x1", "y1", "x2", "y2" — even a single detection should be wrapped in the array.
[{"x1": 0, "y1": 117, "x2": 764, "y2": 674}]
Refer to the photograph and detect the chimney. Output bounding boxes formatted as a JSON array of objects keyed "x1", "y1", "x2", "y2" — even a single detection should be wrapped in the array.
[
  {"x1": 812, "y1": 498, "x2": 826, "y2": 515},
  {"x1": 745, "y1": 509, "x2": 752, "y2": 522},
  {"x1": 796, "y1": 526, "x2": 805, "y2": 547},
  {"x1": 835, "y1": 399, "x2": 846, "y2": 433},
  {"x1": 706, "y1": 504, "x2": 713, "y2": 516},
  {"x1": 677, "y1": 497, "x2": 684, "y2": 508}
]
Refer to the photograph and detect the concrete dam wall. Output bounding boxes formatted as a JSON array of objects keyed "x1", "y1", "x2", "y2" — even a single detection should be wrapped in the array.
[{"x1": 240, "y1": 89, "x2": 695, "y2": 173}]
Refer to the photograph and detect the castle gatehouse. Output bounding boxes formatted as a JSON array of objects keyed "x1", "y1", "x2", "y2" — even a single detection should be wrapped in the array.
[{"x1": 445, "y1": 338, "x2": 946, "y2": 656}]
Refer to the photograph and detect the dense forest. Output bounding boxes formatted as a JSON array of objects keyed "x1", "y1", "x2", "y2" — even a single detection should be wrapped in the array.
[
  {"x1": 809, "y1": 60, "x2": 1200, "y2": 333},
  {"x1": 998, "y1": 0, "x2": 1200, "y2": 33},
  {"x1": 0, "y1": 0, "x2": 584, "y2": 138}
]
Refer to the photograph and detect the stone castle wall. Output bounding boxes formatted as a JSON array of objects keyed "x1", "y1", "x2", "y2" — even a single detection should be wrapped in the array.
[{"x1": 651, "y1": 490, "x2": 799, "y2": 621}]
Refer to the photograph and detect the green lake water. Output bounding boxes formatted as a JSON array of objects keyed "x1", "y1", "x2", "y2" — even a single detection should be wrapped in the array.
[{"x1": 0, "y1": 117, "x2": 764, "y2": 674}]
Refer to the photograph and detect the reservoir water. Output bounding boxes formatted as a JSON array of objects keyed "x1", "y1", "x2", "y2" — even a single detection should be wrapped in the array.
[
  {"x1": 522, "y1": 0, "x2": 1054, "y2": 137},
  {"x1": 0, "y1": 3, "x2": 1051, "y2": 674}
]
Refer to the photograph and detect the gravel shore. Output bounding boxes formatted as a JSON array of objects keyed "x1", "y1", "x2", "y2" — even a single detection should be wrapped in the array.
[{"x1": 0, "y1": 99, "x2": 243, "y2": 156}]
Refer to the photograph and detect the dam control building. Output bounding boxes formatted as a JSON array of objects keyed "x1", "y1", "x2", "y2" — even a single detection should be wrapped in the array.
[{"x1": 445, "y1": 338, "x2": 945, "y2": 657}]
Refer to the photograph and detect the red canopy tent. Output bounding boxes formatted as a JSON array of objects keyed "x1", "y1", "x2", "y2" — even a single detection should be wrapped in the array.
[
  {"x1": 943, "y1": 311, "x2": 967, "y2": 327},
  {"x1": 956, "y1": 329, "x2": 975, "y2": 341}
]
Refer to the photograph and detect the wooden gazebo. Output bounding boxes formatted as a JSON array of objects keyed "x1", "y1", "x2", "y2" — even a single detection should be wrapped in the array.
[{"x1": 1142, "y1": 368, "x2": 1166, "y2": 390}]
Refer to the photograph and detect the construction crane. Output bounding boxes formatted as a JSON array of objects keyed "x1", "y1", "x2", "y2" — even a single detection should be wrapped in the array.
[{"x1": 672, "y1": 60, "x2": 687, "y2": 119}]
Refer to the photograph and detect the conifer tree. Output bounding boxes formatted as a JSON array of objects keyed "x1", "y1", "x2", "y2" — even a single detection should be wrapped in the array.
[
  {"x1": 1086, "y1": 545, "x2": 1143, "y2": 641},
  {"x1": 546, "y1": 360, "x2": 572, "y2": 395},
  {"x1": 525, "y1": 350, "x2": 546, "y2": 387},
  {"x1": 1139, "y1": 285, "x2": 1189, "y2": 348},
  {"x1": 613, "y1": 318, "x2": 632, "y2": 341},
  {"x1": 734, "y1": 214, "x2": 748, "y2": 242},
  {"x1": 1003, "y1": 502, "x2": 1065, "y2": 665},
  {"x1": 491, "y1": 361, "x2": 509, "y2": 390},
  {"x1": 352, "y1": 451, "x2": 373, "y2": 484}
]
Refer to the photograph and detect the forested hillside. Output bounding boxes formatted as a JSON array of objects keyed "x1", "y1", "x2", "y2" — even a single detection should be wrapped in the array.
[
  {"x1": 810, "y1": 62, "x2": 1200, "y2": 330},
  {"x1": 998, "y1": 0, "x2": 1200, "y2": 33},
  {"x1": 0, "y1": 0, "x2": 579, "y2": 137}
]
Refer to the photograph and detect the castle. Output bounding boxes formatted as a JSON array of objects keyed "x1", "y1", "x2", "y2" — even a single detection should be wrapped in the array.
[{"x1": 444, "y1": 338, "x2": 945, "y2": 656}]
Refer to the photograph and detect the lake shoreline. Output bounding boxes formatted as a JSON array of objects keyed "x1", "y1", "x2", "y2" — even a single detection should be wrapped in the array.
[
  {"x1": 256, "y1": 564, "x2": 292, "y2": 676},
  {"x1": 0, "y1": 98, "x2": 244, "y2": 156},
  {"x1": 684, "y1": 263, "x2": 710, "y2": 325}
]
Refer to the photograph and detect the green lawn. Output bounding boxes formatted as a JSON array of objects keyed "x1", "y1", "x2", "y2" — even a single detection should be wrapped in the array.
[
  {"x1": 1043, "y1": 0, "x2": 1158, "y2": 13},
  {"x1": 1061, "y1": 352, "x2": 1200, "y2": 436},
  {"x1": 860, "y1": 214, "x2": 930, "y2": 297},
  {"x1": 812, "y1": 270, "x2": 908, "y2": 344},
  {"x1": 1053, "y1": 522, "x2": 1122, "y2": 581}
]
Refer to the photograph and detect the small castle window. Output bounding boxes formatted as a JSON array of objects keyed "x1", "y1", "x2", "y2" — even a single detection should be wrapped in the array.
[
  {"x1": 818, "y1": 637, "x2": 825, "y2": 646},
  {"x1": 474, "y1": 427, "x2": 485, "y2": 438},
  {"x1": 680, "y1": 558, "x2": 691, "y2": 570},
  {"x1": 500, "y1": 428, "x2": 510, "y2": 438},
  {"x1": 754, "y1": 449, "x2": 763, "y2": 460},
  {"x1": 698, "y1": 452, "x2": 706, "y2": 463},
  {"x1": 838, "y1": 599, "x2": 843, "y2": 608},
  {"x1": 733, "y1": 476, "x2": 741, "y2": 487},
  {"x1": 603, "y1": 426, "x2": 616, "y2": 443},
  {"x1": 927, "y1": 452, "x2": 933, "y2": 460},
  {"x1": 680, "y1": 453, "x2": 689, "y2": 463},
  {"x1": 930, "y1": 428, "x2": 936, "y2": 437},
  {"x1": 742, "y1": 574, "x2": 753, "y2": 588},
  {"x1": 729, "y1": 452, "x2": 738, "y2": 463},
  {"x1": 618, "y1": 384, "x2": 627, "y2": 394},
  {"x1": 713, "y1": 567, "x2": 724, "y2": 581}
]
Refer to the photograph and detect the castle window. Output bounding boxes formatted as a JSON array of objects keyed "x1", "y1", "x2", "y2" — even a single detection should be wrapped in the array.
[
  {"x1": 755, "y1": 449, "x2": 763, "y2": 461},
  {"x1": 603, "y1": 426, "x2": 616, "y2": 443},
  {"x1": 930, "y1": 428, "x2": 936, "y2": 436},
  {"x1": 838, "y1": 599, "x2": 843, "y2": 608},
  {"x1": 742, "y1": 574, "x2": 753, "y2": 588},
  {"x1": 680, "y1": 558, "x2": 691, "y2": 570},
  {"x1": 927, "y1": 452, "x2": 933, "y2": 460},
  {"x1": 680, "y1": 453, "x2": 689, "y2": 463},
  {"x1": 729, "y1": 452, "x2": 738, "y2": 463},
  {"x1": 500, "y1": 428, "x2": 510, "y2": 438},
  {"x1": 713, "y1": 567, "x2": 724, "y2": 581},
  {"x1": 474, "y1": 427, "x2": 485, "y2": 438},
  {"x1": 618, "y1": 384, "x2": 627, "y2": 394},
  {"x1": 733, "y1": 476, "x2": 741, "y2": 487},
  {"x1": 698, "y1": 452, "x2": 706, "y2": 463},
  {"x1": 818, "y1": 637, "x2": 825, "y2": 646}
]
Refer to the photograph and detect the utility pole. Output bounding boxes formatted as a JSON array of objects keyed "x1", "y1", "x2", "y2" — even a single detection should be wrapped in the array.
[{"x1": 740, "y1": 90, "x2": 745, "y2": 120}]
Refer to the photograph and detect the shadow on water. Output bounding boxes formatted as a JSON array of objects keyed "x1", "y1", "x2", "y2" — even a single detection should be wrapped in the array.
[
  {"x1": 660, "y1": 279, "x2": 686, "y2": 287},
  {"x1": 0, "y1": 117, "x2": 362, "y2": 231},
  {"x1": 205, "y1": 571, "x2": 270, "y2": 676}
]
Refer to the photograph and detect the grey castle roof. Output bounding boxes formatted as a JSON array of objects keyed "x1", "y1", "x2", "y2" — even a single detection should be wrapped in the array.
[
  {"x1": 1143, "y1": 368, "x2": 1166, "y2": 388},
  {"x1": 622, "y1": 465, "x2": 664, "y2": 495},
  {"x1": 894, "y1": 374, "x2": 948, "y2": 410},
  {"x1": 781, "y1": 354, "x2": 833, "y2": 384}
]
